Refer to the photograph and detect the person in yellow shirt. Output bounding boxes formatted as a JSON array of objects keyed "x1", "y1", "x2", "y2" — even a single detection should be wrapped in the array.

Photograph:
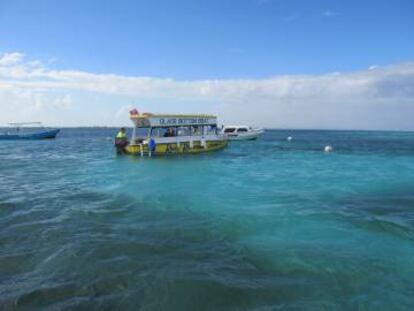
[
  {"x1": 116, "y1": 128, "x2": 126, "y2": 139},
  {"x1": 115, "y1": 127, "x2": 129, "y2": 153}
]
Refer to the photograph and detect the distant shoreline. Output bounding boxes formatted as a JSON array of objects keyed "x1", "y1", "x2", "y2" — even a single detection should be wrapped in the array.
[{"x1": 1, "y1": 126, "x2": 411, "y2": 133}]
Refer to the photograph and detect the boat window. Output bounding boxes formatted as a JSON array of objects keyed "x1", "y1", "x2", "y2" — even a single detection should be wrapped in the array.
[
  {"x1": 237, "y1": 128, "x2": 248, "y2": 133},
  {"x1": 151, "y1": 127, "x2": 177, "y2": 137},
  {"x1": 224, "y1": 128, "x2": 236, "y2": 133},
  {"x1": 191, "y1": 126, "x2": 202, "y2": 135},
  {"x1": 206, "y1": 125, "x2": 217, "y2": 135},
  {"x1": 177, "y1": 127, "x2": 190, "y2": 136}
]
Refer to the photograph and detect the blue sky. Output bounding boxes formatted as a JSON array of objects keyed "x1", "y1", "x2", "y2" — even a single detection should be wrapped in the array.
[
  {"x1": 1, "y1": 0, "x2": 413, "y2": 79},
  {"x1": 0, "y1": 0, "x2": 413, "y2": 129}
]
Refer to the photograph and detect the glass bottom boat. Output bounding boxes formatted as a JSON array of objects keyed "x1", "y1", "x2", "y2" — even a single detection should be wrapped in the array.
[{"x1": 120, "y1": 110, "x2": 228, "y2": 156}]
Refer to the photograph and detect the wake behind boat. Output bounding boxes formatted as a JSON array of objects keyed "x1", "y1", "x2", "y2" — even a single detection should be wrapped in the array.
[{"x1": 0, "y1": 122, "x2": 60, "y2": 140}]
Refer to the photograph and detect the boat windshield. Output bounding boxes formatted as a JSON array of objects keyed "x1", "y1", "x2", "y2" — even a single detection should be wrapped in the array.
[
  {"x1": 237, "y1": 128, "x2": 248, "y2": 132},
  {"x1": 224, "y1": 128, "x2": 236, "y2": 133}
]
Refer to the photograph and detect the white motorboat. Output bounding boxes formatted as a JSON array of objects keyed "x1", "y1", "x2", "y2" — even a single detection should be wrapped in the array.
[{"x1": 221, "y1": 125, "x2": 264, "y2": 141}]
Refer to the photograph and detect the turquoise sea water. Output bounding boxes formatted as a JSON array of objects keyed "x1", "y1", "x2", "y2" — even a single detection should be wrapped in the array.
[{"x1": 1, "y1": 129, "x2": 414, "y2": 310}]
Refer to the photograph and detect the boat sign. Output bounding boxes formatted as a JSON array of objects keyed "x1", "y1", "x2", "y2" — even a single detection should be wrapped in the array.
[
  {"x1": 131, "y1": 115, "x2": 217, "y2": 127},
  {"x1": 159, "y1": 117, "x2": 215, "y2": 126}
]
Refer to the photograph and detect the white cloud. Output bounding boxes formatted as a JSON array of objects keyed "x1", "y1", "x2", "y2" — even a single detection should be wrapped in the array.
[
  {"x1": 0, "y1": 52, "x2": 24, "y2": 66},
  {"x1": 0, "y1": 52, "x2": 413, "y2": 130},
  {"x1": 52, "y1": 94, "x2": 72, "y2": 109}
]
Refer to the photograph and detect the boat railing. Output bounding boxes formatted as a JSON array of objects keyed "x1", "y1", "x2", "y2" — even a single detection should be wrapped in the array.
[
  {"x1": 7, "y1": 122, "x2": 45, "y2": 133},
  {"x1": 8, "y1": 122, "x2": 43, "y2": 126}
]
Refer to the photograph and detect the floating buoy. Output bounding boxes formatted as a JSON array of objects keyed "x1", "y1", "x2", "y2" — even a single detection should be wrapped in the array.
[
  {"x1": 324, "y1": 145, "x2": 333, "y2": 152},
  {"x1": 287, "y1": 136, "x2": 292, "y2": 141}
]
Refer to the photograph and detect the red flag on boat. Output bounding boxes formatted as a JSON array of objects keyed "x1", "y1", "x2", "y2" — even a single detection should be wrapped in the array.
[{"x1": 130, "y1": 108, "x2": 139, "y2": 116}]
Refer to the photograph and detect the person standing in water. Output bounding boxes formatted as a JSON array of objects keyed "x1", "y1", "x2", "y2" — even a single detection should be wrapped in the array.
[{"x1": 115, "y1": 127, "x2": 129, "y2": 152}]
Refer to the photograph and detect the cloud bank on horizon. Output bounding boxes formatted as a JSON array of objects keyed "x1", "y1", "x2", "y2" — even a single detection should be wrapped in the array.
[{"x1": 1, "y1": 52, "x2": 413, "y2": 130}]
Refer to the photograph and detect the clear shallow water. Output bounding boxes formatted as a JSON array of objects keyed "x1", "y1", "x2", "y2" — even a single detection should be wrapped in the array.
[{"x1": 1, "y1": 129, "x2": 414, "y2": 310}]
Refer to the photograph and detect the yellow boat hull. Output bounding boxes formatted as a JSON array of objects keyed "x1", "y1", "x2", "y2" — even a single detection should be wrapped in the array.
[{"x1": 124, "y1": 139, "x2": 227, "y2": 155}]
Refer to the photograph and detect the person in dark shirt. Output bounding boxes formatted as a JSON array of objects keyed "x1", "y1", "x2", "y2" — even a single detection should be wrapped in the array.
[{"x1": 163, "y1": 128, "x2": 176, "y2": 137}]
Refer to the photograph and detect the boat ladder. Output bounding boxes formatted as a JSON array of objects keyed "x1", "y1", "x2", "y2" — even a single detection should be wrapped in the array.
[{"x1": 137, "y1": 143, "x2": 153, "y2": 157}]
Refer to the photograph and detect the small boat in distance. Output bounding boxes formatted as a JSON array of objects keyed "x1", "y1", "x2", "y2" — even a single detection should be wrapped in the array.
[
  {"x1": 0, "y1": 122, "x2": 60, "y2": 140},
  {"x1": 221, "y1": 125, "x2": 264, "y2": 140}
]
